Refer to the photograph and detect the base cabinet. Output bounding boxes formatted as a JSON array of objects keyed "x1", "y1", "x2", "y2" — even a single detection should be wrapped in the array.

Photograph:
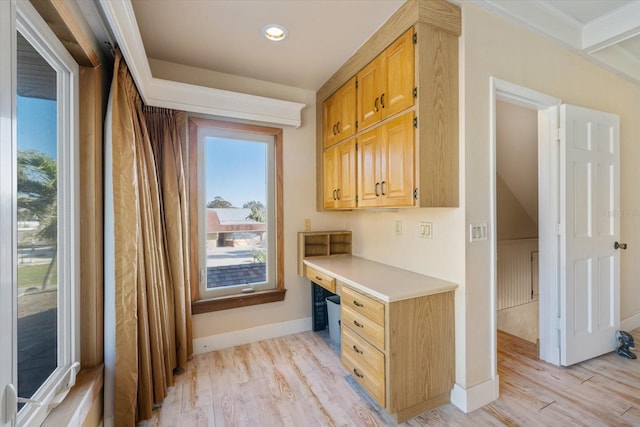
[{"x1": 341, "y1": 285, "x2": 455, "y2": 423}]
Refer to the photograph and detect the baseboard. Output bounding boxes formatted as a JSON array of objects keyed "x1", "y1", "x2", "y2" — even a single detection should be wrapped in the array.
[
  {"x1": 621, "y1": 313, "x2": 640, "y2": 332},
  {"x1": 450, "y1": 375, "x2": 500, "y2": 413},
  {"x1": 193, "y1": 317, "x2": 312, "y2": 354}
]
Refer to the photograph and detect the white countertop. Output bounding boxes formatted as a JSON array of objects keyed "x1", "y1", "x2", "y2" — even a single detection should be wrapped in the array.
[{"x1": 303, "y1": 255, "x2": 457, "y2": 302}]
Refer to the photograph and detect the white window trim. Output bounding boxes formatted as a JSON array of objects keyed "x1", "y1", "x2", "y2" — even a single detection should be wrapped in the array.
[
  {"x1": 0, "y1": 1, "x2": 80, "y2": 425},
  {"x1": 197, "y1": 126, "x2": 277, "y2": 299}
]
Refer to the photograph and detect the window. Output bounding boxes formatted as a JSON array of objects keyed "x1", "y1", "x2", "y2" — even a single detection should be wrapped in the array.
[
  {"x1": 189, "y1": 118, "x2": 285, "y2": 313},
  {"x1": 0, "y1": 1, "x2": 80, "y2": 425}
]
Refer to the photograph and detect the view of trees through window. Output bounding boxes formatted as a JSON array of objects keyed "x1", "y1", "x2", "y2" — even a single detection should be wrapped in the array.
[
  {"x1": 16, "y1": 31, "x2": 59, "y2": 408},
  {"x1": 204, "y1": 136, "x2": 270, "y2": 290}
]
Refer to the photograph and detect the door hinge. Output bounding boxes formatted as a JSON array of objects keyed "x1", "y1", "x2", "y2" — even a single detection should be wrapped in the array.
[
  {"x1": 555, "y1": 223, "x2": 561, "y2": 235},
  {"x1": 355, "y1": 80, "x2": 358, "y2": 89},
  {"x1": 413, "y1": 33, "x2": 417, "y2": 44},
  {"x1": 356, "y1": 195, "x2": 359, "y2": 202},
  {"x1": 413, "y1": 117, "x2": 418, "y2": 128},
  {"x1": 556, "y1": 317, "x2": 562, "y2": 330},
  {"x1": 555, "y1": 127, "x2": 561, "y2": 142},
  {"x1": 355, "y1": 120, "x2": 358, "y2": 130},
  {"x1": 413, "y1": 87, "x2": 418, "y2": 98},
  {"x1": 355, "y1": 142, "x2": 358, "y2": 150},
  {"x1": 413, "y1": 188, "x2": 418, "y2": 200}
]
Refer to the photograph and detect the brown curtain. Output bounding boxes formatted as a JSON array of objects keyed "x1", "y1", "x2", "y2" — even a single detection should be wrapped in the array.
[{"x1": 110, "y1": 50, "x2": 192, "y2": 426}]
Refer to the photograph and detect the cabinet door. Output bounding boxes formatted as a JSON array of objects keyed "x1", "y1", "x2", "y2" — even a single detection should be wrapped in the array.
[
  {"x1": 357, "y1": 56, "x2": 384, "y2": 132},
  {"x1": 337, "y1": 138, "x2": 357, "y2": 208},
  {"x1": 381, "y1": 112, "x2": 415, "y2": 207},
  {"x1": 337, "y1": 77, "x2": 357, "y2": 142},
  {"x1": 382, "y1": 28, "x2": 415, "y2": 119},
  {"x1": 323, "y1": 146, "x2": 338, "y2": 209},
  {"x1": 323, "y1": 94, "x2": 339, "y2": 149},
  {"x1": 357, "y1": 128, "x2": 382, "y2": 207}
]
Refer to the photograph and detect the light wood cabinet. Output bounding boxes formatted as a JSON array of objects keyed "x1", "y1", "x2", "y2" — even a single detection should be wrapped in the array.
[
  {"x1": 323, "y1": 77, "x2": 356, "y2": 149},
  {"x1": 357, "y1": 112, "x2": 415, "y2": 207},
  {"x1": 357, "y1": 28, "x2": 415, "y2": 132},
  {"x1": 316, "y1": 0, "x2": 461, "y2": 209},
  {"x1": 323, "y1": 138, "x2": 356, "y2": 209},
  {"x1": 341, "y1": 284, "x2": 455, "y2": 423}
]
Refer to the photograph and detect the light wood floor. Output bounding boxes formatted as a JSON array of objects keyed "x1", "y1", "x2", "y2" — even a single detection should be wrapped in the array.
[{"x1": 138, "y1": 329, "x2": 640, "y2": 426}]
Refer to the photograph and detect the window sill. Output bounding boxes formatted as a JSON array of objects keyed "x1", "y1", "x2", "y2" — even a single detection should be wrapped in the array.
[
  {"x1": 42, "y1": 365, "x2": 103, "y2": 427},
  {"x1": 192, "y1": 288, "x2": 286, "y2": 314}
]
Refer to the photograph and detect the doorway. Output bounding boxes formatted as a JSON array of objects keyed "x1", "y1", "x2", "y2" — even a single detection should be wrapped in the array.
[
  {"x1": 495, "y1": 100, "x2": 539, "y2": 345},
  {"x1": 489, "y1": 78, "x2": 562, "y2": 374},
  {"x1": 490, "y1": 77, "x2": 621, "y2": 372}
]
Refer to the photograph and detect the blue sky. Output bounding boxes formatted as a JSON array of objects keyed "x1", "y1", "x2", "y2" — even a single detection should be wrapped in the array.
[
  {"x1": 205, "y1": 136, "x2": 266, "y2": 208},
  {"x1": 17, "y1": 95, "x2": 57, "y2": 159}
]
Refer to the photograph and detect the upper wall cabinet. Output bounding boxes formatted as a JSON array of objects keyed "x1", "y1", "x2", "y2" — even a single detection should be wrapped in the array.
[
  {"x1": 323, "y1": 137, "x2": 357, "y2": 209},
  {"x1": 323, "y1": 76, "x2": 357, "y2": 149},
  {"x1": 316, "y1": 0, "x2": 461, "y2": 209},
  {"x1": 357, "y1": 28, "x2": 415, "y2": 132},
  {"x1": 358, "y1": 112, "x2": 415, "y2": 207}
]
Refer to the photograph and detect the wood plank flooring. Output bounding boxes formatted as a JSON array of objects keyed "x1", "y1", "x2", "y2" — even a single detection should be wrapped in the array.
[{"x1": 138, "y1": 329, "x2": 640, "y2": 426}]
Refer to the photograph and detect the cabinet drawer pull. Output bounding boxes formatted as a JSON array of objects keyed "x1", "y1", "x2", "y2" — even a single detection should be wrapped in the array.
[
  {"x1": 336, "y1": 188, "x2": 341, "y2": 200},
  {"x1": 315, "y1": 276, "x2": 323, "y2": 281},
  {"x1": 337, "y1": 121, "x2": 341, "y2": 133},
  {"x1": 332, "y1": 189, "x2": 337, "y2": 200},
  {"x1": 374, "y1": 97, "x2": 379, "y2": 112},
  {"x1": 380, "y1": 93, "x2": 385, "y2": 108},
  {"x1": 381, "y1": 181, "x2": 386, "y2": 196},
  {"x1": 353, "y1": 320, "x2": 364, "y2": 328},
  {"x1": 375, "y1": 182, "x2": 380, "y2": 197},
  {"x1": 353, "y1": 300, "x2": 364, "y2": 308},
  {"x1": 353, "y1": 368, "x2": 364, "y2": 379},
  {"x1": 353, "y1": 345, "x2": 363, "y2": 354}
]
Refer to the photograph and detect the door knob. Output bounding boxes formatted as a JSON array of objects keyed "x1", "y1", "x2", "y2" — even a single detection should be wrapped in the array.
[{"x1": 614, "y1": 241, "x2": 628, "y2": 250}]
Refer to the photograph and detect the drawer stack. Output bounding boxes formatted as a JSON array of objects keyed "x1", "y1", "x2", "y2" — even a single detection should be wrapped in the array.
[{"x1": 340, "y1": 286, "x2": 386, "y2": 406}]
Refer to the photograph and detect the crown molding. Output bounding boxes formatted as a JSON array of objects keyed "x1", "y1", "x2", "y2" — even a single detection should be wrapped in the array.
[
  {"x1": 98, "y1": 0, "x2": 305, "y2": 128},
  {"x1": 470, "y1": 0, "x2": 640, "y2": 85}
]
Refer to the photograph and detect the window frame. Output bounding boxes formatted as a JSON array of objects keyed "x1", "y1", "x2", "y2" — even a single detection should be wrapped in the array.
[
  {"x1": 189, "y1": 117, "x2": 285, "y2": 313},
  {"x1": 0, "y1": 0, "x2": 81, "y2": 425}
]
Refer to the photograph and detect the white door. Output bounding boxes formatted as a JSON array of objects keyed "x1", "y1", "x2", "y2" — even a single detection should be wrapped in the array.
[{"x1": 560, "y1": 104, "x2": 620, "y2": 366}]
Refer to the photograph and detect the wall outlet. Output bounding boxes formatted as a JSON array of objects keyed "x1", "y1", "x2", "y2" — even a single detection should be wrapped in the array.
[
  {"x1": 395, "y1": 220, "x2": 402, "y2": 236},
  {"x1": 304, "y1": 219, "x2": 311, "y2": 231},
  {"x1": 419, "y1": 221, "x2": 432, "y2": 238}
]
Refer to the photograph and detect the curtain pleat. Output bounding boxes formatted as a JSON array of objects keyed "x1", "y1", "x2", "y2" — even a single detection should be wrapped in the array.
[{"x1": 109, "y1": 50, "x2": 192, "y2": 426}]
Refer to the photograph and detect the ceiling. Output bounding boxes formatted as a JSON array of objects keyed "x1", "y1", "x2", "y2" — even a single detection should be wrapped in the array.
[
  {"x1": 95, "y1": 0, "x2": 640, "y2": 94},
  {"x1": 129, "y1": 0, "x2": 404, "y2": 91}
]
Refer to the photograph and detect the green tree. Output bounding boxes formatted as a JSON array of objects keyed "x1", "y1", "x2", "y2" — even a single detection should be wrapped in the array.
[
  {"x1": 243, "y1": 200, "x2": 265, "y2": 223},
  {"x1": 207, "y1": 196, "x2": 233, "y2": 208},
  {"x1": 17, "y1": 150, "x2": 57, "y2": 288}
]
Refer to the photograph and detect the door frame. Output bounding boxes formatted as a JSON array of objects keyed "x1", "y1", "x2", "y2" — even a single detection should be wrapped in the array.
[{"x1": 489, "y1": 77, "x2": 561, "y2": 369}]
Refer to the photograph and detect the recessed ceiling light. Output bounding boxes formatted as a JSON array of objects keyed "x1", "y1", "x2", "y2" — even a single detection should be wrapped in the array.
[{"x1": 262, "y1": 24, "x2": 288, "y2": 42}]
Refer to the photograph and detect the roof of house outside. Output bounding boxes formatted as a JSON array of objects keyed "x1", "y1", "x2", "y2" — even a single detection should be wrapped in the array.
[{"x1": 207, "y1": 208, "x2": 265, "y2": 233}]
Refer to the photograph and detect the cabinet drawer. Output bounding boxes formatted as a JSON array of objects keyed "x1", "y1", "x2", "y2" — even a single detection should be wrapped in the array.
[
  {"x1": 342, "y1": 348, "x2": 385, "y2": 407},
  {"x1": 342, "y1": 286, "x2": 385, "y2": 326},
  {"x1": 342, "y1": 326, "x2": 384, "y2": 377},
  {"x1": 342, "y1": 305, "x2": 385, "y2": 349},
  {"x1": 306, "y1": 266, "x2": 336, "y2": 293}
]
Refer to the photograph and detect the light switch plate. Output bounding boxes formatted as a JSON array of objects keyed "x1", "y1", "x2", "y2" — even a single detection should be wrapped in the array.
[
  {"x1": 419, "y1": 221, "x2": 432, "y2": 238},
  {"x1": 469, "y1": 223, "x2": 488, "y2": 242}
]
